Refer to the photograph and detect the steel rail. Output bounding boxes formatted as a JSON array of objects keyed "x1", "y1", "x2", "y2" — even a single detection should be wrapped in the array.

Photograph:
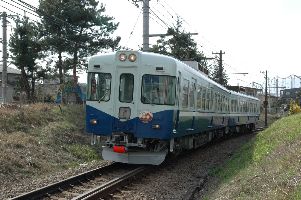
[
  {"x1": 74, "y1": 166, "x2": 147, "y2": 200},
  {"x1": 11, "y1": 163, "x2": 120, "y2": 200}
]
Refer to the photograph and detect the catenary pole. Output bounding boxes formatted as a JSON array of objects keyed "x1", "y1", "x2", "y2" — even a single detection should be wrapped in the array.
[
  {"x1": 142, "y1": 0, "x2": 150, "y2": 51},
  {"x1": 1, "y1": 12, "x2": 8, "y2": 103},
  {"x1": 212, "y1": 50, "x2": 225, "y2": 85},
  {"x1": 264, "y1": 70, "x2": 268, "y2": 127}
]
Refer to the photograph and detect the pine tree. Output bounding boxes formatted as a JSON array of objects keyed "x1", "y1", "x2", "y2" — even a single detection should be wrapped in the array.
[{"x1": 9, "y1": 17, "x2": 46, "y2": 101}]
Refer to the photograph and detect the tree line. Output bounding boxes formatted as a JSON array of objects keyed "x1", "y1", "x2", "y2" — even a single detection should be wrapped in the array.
[{"x1": 8, "y1": 0, "x2": 228, "y2": 101}]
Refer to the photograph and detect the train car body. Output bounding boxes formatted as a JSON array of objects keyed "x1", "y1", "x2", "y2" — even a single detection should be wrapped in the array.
[{"x1": 86, "y1": 51, "x2": 260, "y2": 165}]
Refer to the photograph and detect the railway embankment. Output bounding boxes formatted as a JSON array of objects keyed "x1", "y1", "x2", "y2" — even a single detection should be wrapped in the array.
[
  {"x1": 0, "y1": 104, "x2": 106, "y2": 199},
  {"x1": 196, "y1": 112, "x2": 301, "y2": 199},
  {"x1": 1, "y1": 103, "x2": 299, "y2": 199}
]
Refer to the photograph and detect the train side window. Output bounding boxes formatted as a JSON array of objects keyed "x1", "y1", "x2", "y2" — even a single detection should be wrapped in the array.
[
  {"x1": 119, "y1": 73, "x2": 134, "y2": 103},
  {"x1": 189, "y1": 80, "x2": 196, "y2": 109},
  {"x1": 182, "y1": 79, "x2": 189, "y2": 108},
  {"x1": 214, "y1": 93, "x2": 218, "y2": 112},
  {"x1": 202, "y1": 88, "x2": 206, "y2": 110},
  {"x1": 197, "y1": 84, "x2": 202, "y2": 110},
  {"x1": 206, "y1": 89, "x2": 210, "y2": 110},
  {"x1": 141, "y1": 75, "x2": 176, "y2": 105},
  {"x1": 235, "y1": 100, "x2": 237, "y2": 112},
  {"x1": 218, "y1": 94, "x2": 222, "y2": 112},
  {"x1": 210, "y1": 90, "x2": 214, "y2": 111},
  {"x1": 221, "y1": 95, "x2": 225, "y2": 112}
]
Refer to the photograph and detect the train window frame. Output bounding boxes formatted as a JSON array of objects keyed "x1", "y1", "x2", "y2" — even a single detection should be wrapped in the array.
[
  {"x1": 141, "y1": 74, "x2": 176, "y2": 106},
  {"x1": 87, "y1": 72, "x2": 112, "y2": 102},
  {"x1": 119, "y1": 73, "x2": 134, "y2": 103}
]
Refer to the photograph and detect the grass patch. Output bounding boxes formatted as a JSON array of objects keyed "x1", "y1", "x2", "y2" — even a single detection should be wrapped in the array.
[
  {"x1": 0, "y1": 103, "x2": 102, "y2": 180},
  {"x1": 65, "y1": 144, "x2": 100, "y2": 161},
  {"x1": 292, "y1": 185, "x2": 301, "y2": 200},
  {"x1": 206, "y1": 113, "x2": 301, "y2": 199}
]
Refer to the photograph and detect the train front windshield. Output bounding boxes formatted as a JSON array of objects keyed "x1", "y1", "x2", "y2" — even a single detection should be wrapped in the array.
[
  {"x1": 87, "y1": 73, "x2": 112, "y2": 101},
  {"x1": 141, "y1": 75, "x2": 176, "y2": 105}
]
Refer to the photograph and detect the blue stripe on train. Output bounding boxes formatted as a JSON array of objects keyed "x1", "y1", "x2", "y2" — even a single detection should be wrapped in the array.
[
  {"x1": 86, "y1": 105, "x2": 258, "y2": 140},
  {"x1": 86, "y1": 105, "x2": 174, "y2": 140}
]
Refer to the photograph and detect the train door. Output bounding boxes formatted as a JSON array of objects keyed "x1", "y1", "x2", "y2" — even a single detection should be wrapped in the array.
[
  {"x1": 113, "y1": 67, "x2": 138, "y2": 132},
  {"x1": 174, "y1": 72, "x2": 181, "y2": 132}
]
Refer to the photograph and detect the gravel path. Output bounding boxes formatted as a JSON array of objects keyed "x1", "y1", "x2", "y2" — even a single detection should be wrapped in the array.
[
  {"x1": 112, "y1": 133, "x2": 257, "y2": 200},
  {"x1": 2, "y1": 133, "x2": 256, "y2": 200}
]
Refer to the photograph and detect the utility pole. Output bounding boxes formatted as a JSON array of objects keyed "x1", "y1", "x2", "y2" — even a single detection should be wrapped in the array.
[
  {"x1": 264, "y1": 70, "x2": 268, "y2": 127},
  {"x1": 276, "y1": 77, "x2": 279, "y2": 97},
  {"x1": 1, "y1": 12, "x2": 8, "y2": 104},
  {"x1": 212, "y1": 50, "x2": 225, "y2": 84},
  {"x1": 142, "y1": 0, "x2": 150, "y2": 51},
  {"x1": 133, "y1": 0, "x2": 198, "y2": 52},
  {"x1": 131, "y1": 0, "x2": 150, "y2": 51}
]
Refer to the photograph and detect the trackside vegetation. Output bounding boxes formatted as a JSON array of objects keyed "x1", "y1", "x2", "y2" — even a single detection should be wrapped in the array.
[
  {"x1": 205, "y1": 113, "x2": 301, "y2": 199},
  {"x1": 289, "y1": 100, "x2": 301, "y2": 115},
  {"x1": 0, "y1": 104, "x2": 101, "y2": 179}
]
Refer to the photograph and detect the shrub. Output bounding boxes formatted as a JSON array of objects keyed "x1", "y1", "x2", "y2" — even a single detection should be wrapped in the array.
[{"x1": 289, "y1": 100, "x2": 301, "y2": 115}]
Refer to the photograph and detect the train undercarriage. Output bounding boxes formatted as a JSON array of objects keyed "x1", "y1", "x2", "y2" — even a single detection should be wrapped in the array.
[{"x1": 96, "y1": 123, "x2": 256, "y2": 165}]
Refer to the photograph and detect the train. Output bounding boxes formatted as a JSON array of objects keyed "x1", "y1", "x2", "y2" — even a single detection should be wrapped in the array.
[{"x1": 86, "y1": 50, "x2": 260, "y2": 165}]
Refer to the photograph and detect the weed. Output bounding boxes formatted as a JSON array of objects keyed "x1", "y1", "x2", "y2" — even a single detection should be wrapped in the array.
[{"x1": 65, "y1": 144, "x2": 100, "y2": 161}]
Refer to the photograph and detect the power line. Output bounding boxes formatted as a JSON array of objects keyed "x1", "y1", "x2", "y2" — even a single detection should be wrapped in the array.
[
  {"x1": 129, "y1": 0, "x2": 172, "y2": 29},
  {"x1": 157, "y1": 1, "x2": 175, "y2": 20},
  {"x1": 1, "y1": 0, "x2": 41, "y2": 19},
  {"x1": 125, "y1": 10, "x2": 142, "y2": 47},
  {"x1": 152, "y1": 1, "x2": 176, "y2": 27},
  {"x1": 161, "y1": 0, "x2": 190, "y2": 27},
  {"x1": 0, "y1": 4, "x2": 40, "y2": 24}
]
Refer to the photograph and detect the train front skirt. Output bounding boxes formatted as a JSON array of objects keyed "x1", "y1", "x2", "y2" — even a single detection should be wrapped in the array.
[{"x1": 102, "y1": 147, "x2": 168, "y2": 165}]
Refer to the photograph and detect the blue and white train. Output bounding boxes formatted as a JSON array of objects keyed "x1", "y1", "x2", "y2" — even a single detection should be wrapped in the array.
[{"x1": 86, "y1": 51, "x2": 260, "y2": 165}]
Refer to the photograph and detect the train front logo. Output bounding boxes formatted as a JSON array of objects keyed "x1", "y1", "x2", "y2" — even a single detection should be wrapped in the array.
[{"x1": 139, "y1": 111, "x2": 153, "y2": 123}]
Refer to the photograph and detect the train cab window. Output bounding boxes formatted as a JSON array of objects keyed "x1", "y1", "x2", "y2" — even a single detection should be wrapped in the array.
[
  {"x1": 141, "y1": 75, "x2": 176, "y2": 105},
  {"x1": 87, "y1": 72, "x2": 112, "y2": 101},
  {"x1": 119, "y1": 73, "x2": 134, "y2": 103}
]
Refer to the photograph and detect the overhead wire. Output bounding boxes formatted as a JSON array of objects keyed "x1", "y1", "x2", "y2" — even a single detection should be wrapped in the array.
[
  {"x1": 1, "y1": 0, "x2": 41, "y2": 19},
  {"x1": 0, "y1": 3, "x2": 40, "y2": 24},
  {"x1": 125, "y1": 10, "x2": 142, "y2": 47},
  {"x1": 152, "y1": 1, "x2": 176, "y2": 27}
]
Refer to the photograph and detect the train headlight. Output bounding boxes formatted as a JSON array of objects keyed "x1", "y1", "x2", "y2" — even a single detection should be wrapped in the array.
[
  {"x1": 128, "y1": 53, "x2": 137, "y2": 62},
  {"x1": 119, "y1": 53, "x2": 127, "y2": 61},
  {"x1": 90, "y1": 119, "x2": 97, "y2": 125},
  {"x1": 152, "y1": 124, "x2": 160, "y2": 129}
]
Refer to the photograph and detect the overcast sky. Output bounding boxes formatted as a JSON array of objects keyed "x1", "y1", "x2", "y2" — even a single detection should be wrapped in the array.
[{"x1": 1, "y1": 0, "x2": 301, "y2": 92}]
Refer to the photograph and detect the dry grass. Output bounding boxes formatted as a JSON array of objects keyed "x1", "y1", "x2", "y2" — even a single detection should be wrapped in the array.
[{"x1": 0, "y1": 103, "x2": 100, "y2": 180}]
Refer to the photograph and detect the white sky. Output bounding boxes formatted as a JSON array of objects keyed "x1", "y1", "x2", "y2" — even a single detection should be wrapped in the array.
[{"x1": 1, "y1": 0, "x2": 301, "y2": 94}]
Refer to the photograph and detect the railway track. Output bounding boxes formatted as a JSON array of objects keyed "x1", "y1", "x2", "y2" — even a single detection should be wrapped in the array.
[{"x1": 11, "y1": 163, "x2": 147, "y2": 200}]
